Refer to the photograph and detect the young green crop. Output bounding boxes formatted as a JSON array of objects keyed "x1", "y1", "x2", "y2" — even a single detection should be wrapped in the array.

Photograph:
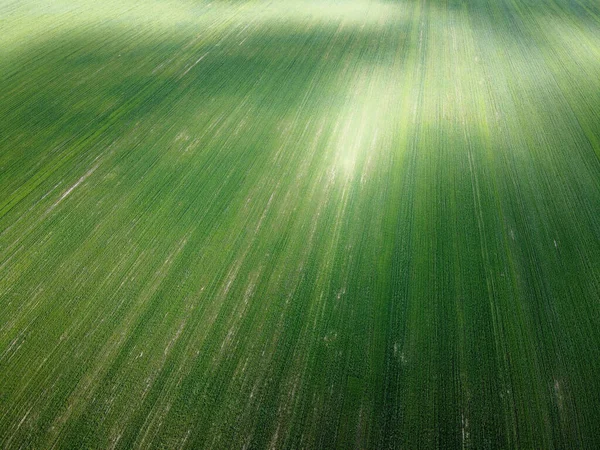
[{"x1": 1, "y1": 0, "x2": 599, "y2": 447}]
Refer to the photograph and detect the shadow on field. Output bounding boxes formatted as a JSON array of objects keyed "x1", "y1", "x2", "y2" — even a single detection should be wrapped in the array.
[{"x1": 0, "y1": 17, "x2": 408, "y2": 206}]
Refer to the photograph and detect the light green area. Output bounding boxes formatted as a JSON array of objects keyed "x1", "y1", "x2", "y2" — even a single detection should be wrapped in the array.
[{"x1": 1, "y1": 0, "x2": 600, "y2": 447}]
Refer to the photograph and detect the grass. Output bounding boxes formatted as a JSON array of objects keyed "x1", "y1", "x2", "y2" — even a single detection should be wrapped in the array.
[{"x1": 1, "y1": 0, "x2": 600, "y2": 447}]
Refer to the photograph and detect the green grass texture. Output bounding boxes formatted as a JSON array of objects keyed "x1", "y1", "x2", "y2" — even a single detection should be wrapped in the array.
[{"x1": 1, "y1": 0, "x2": 600, "y2": 447}]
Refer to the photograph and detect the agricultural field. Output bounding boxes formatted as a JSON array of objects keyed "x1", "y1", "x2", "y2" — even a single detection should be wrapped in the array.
[{"x1": 1, "y1": 0, "x2": 600, "y2": 447}]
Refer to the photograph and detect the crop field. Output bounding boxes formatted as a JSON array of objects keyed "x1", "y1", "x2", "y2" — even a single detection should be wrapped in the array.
[{"x1": 1, "y1": 0, "x2": 600, "y2": 447}]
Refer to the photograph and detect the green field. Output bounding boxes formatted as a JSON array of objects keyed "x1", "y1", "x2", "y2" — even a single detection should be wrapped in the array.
[{"x1": 1, "y1": 0, "x2": 600, "y2": 447}]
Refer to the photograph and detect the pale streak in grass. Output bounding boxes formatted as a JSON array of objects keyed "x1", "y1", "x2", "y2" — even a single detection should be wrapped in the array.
[
  {"x1": 179, "y1": 52, "x2": 210, "y2": 79},
  {"x1": 2, "y1": 143, "x2": 115, "y2": 268},
  {"x1": 461, "y1": 412, "x2": 470, "y2": 449},
  {"x1": 48, "y1": 162, "x2": 100, "y2": 212}
]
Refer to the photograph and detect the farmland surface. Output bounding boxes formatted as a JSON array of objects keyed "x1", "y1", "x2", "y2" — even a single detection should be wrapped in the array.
[{"x1": 1, "y1": 0, "x2": 600, "y2": 447}]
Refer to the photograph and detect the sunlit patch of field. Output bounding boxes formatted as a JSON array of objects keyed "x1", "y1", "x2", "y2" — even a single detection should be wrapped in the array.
[{"x1": 1, "y1": 0, "x2": 600, "y2": 447}]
